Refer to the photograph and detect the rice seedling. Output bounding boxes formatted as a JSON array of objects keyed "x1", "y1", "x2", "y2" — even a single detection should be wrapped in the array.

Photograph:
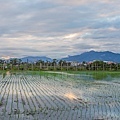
[{"x1": 0, "y1": 71, "x2": 120, "y2": 119}]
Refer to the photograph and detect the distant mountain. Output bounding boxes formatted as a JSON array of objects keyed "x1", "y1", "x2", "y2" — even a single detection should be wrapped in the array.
[
  {"x1": 62, "y1": 51, "x2": 120, "y2": 63},
  {"x1": 21, "y1": 56, "x2": 52, "y2": 63}
]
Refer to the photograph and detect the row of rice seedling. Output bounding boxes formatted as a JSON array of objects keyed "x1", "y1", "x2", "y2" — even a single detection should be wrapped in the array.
[
  {"x1": 83, "y1": 80, "x2": 120, "y2": 119},
  {"x1": 23, "y1": 76, "x2": 49, "y2": 120},
  {"x1": 4, "y1": 75, "x2": 13, "y2": 118},
  {"x1": 33, "y1": 75, "x2": 66, "y2": 105},
  {"x1": 52, "y1": 72, "x2": 120, "y2": 119},
  {"x1": 20, "y1": 75, "x2": 35, "y2": 119},
  {"x1": 17, "y1": 75, "x2": 25, "y2": 119},
  {"x1": 0, "y1": 75, "x2": 11, "y2": 116},
  {"x1": 32, "y1": 73, "x2": 120, "y2": 119},
  {"x1": 29, "y1": 74, "x2": 87, "y2": 119},
  {"x1": 21, "y1": 74, "x2": 77, "y2": 119},
  {"x1": 0, "y1": 71, "x2": 120, "y2": 119},
  {"x1": 27, "y1": 75, "x2": 65, "y2": 118},
  {"x1": 22, "y1": 75, "x2": 55, "y2": 119}
]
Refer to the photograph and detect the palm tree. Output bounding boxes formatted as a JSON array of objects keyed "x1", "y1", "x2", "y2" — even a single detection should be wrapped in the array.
[{"x1": 52, "y1": 59, "x2": 58, "y2": 70}]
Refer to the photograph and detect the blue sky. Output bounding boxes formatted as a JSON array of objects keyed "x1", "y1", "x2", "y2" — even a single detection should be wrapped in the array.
[{"x1": 0, "y1": 0, "x2": 120, "y2": 59}]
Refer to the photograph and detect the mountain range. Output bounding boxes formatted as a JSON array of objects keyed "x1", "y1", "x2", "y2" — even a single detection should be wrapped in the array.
[
  {"x1": 62, "y1": 51, "x2": 120, "y2": 63},
  {"x1": 21, "y1": 56, "x2": 52, "y2": 63},
  {"x1": 2, "y1": 51, "x2": 120, "y2": 63}
]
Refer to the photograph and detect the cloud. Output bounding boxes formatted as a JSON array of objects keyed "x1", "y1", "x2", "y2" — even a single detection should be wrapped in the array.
[
  {"x1": 0, "y1": 0, "x2": 120, "y2": 58},
  {"x1": 48, "y1": 0, "x2": 115, "y2": 6}
]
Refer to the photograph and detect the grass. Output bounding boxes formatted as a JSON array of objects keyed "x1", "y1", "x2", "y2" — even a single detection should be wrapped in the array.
[
  {"x1": 67, "y1": 71, "x2": 120, "y2": 80},
  {"x1": 22, "y1": 70, "x2": 120, "y2": 81},
  {"x1": 1, "y1": 70, "x2": 120, "y2": 80}
]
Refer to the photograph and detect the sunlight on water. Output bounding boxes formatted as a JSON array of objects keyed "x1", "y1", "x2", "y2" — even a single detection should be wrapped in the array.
[
  {"x1": 64, "y1": 93, "x2": 77, "y2": 100},
  {"x1": 6, "y1": 71, "x2": 10, "y2": 75}
]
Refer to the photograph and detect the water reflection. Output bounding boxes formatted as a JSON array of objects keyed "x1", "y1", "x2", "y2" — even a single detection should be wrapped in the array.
[
  {"x1": 6, "y1": 71, "x2": 10, "y2": 75},
  {"x1": 64, "y1": 93, "x2": 77, "y2": 100}
]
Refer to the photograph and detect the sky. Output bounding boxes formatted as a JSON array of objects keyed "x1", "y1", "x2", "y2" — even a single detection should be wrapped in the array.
[{"x1": 0, "y1": 0, "x2": 120, "y2": 59}]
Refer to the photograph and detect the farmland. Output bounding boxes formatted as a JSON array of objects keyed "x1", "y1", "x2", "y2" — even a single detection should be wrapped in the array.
[{"x1": 0, "y1": 71, "x2": 120, "y2": 120}]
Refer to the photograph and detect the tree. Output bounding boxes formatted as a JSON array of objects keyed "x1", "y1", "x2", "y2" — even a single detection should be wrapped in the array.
[
  {"x1": 10, "y1": 58, "x2": 21, "y2": 65},
  {"x1": 52, "y1": 59, "x2": 58, "y2": 66},
  {"x1": 0, "y1": 59, "x2": 4, "y2": 64}
]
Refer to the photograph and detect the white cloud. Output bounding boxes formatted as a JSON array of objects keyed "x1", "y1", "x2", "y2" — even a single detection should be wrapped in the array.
[{"x1": 0, "y1": 0, "x2": 120, "y2": 58}]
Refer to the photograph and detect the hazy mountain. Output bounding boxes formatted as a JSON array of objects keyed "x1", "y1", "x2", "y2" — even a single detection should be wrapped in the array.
[
  {"x1": 62, "y1": 51, "x2": 120, "y2": 63},
  {"x1": 3, "y1": 51, "x2": 120, "y2": 63},
  {"x1": 21, "y1": 56, "x2": 52, "y2": 63}
]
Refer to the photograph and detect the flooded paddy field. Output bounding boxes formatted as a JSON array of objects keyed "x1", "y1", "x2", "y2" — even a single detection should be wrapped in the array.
[{"x1": 0, "y1": 71, "x2": 120, "y2": 120}]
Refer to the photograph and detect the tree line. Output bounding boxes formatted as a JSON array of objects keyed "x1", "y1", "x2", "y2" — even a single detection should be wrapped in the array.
[{"x1": 0, "y1": 58, "x2": 120, "y2": 71}]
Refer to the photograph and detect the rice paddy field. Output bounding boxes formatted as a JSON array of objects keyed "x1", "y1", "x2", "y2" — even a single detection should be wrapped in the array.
[{"x1": 0, "y1": 71, "x2": 120, "y2": 120}]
